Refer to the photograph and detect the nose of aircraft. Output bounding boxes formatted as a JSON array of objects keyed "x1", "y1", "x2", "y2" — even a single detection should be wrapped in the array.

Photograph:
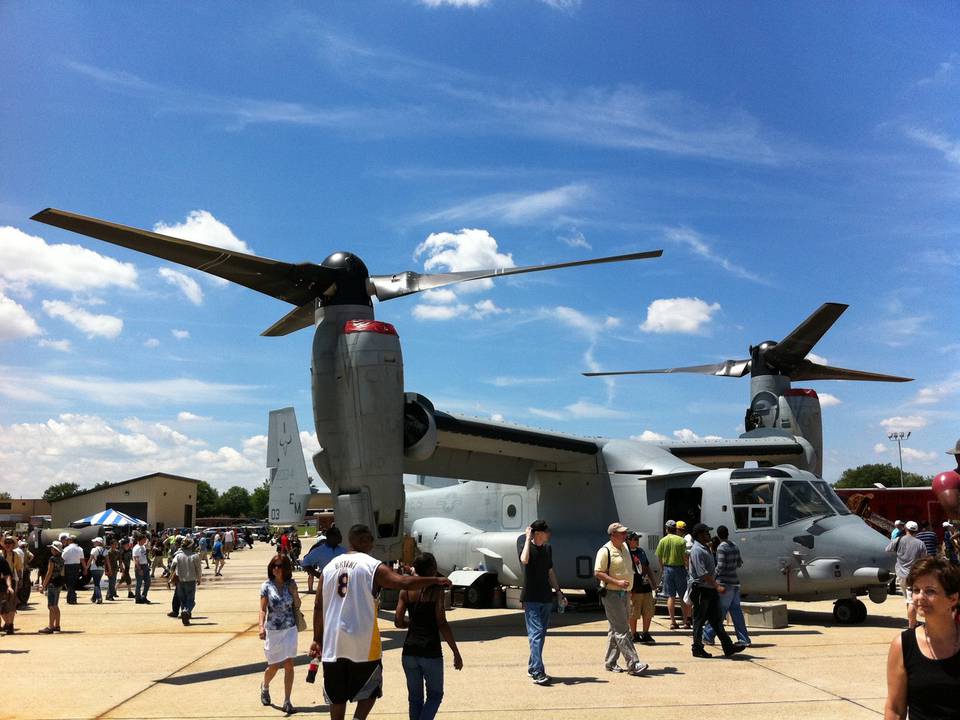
[{"x1": 815, "y1": 516, "x2": 895, "y2": 579}]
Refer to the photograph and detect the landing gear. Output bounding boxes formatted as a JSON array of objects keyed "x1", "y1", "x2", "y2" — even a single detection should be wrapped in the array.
[{"x1": 833, "y1": 598, "x2": 867, "y2": 624}]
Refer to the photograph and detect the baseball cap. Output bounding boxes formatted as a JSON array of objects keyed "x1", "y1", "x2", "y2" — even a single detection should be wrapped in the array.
[
  {"x1": 676, "y1": 520, "x2": 687, "y2": 530},
  {"x1": 92, "y1": 537, "x2": 104, "y2": 544},
  {"x1": 607, "y1": 521, "x2": 629, "y2": 534},
  {"x1": 626, "y1": 531, "x2": 642, "y2": 541},
  {"x1": 944, "y1": 521, "x2": 953, "y2": 528},
  {"x1": 665, "y1": 520, "x2": 677, "y2": 529},
  {"x1": 894, "y1": 520, "x2": 903, "y2": 526},
  {"x1": 905, "y1": 520, "x2": 919, "y2": 532},
  {"x1": 50, "y1": 541, "x2": 63, "y2": 551}
]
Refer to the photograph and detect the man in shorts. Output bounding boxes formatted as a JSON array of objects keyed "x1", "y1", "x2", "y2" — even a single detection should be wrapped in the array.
[
  {"x1": 655, "y1": 520, "x2": 691, "y2": 629},
  {"x1": 309, "y1": 524, "x2": 451, "y2": 720},
  {"x1": 626, "y1": 531, "x2": 657, "y2": 644},
  {"x1": 885, "y1": 520, "x2": 927, "y2": 628}
]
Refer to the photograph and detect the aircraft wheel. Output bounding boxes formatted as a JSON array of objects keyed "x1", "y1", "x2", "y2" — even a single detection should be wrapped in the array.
[
  {"x1": 833, "y1": 599, "x2": 857, "y2": 624},
  {"x1": 852, "y1": 599, "x2": 868, "y2": 623}
]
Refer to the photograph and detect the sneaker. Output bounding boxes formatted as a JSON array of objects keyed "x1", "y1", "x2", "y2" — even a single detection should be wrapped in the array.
[
  {"x1": 631, "y1": 632, "x2": 641, "y2": 643},
  {"x1": 167, "y1": 611, "x2": 178, "y2": 618},
  {"x1": 38, "y1": 627, "x2": 54, "y2": 634},
  {"x1": 692, "y1": 648, "x2": 712, "y2": 658},
  {"x1": 260, "y1": 685, "x2": 271, "y2": 706},
  {"x1": 282, "y1": 700, "x2": 295, "y2": 715},
  {"x1": 724, "y1": 643, "x2": 747, "y2": 657},
  {"x1": 628, "y1": 662, "x2": 648, "y2": 675},
  {"x1": 640, "y1": 633, "x2": 656, "y2": 645},
  {"x1": 52, "y1": 626, "x2": 61, "y2": 633},
  {"x1": 3, "y1": 624, "x2": 13, "y2": 635},
  {"x1": 181, "y1": 612, "x2": 190, "y2": 626},
  {"x1": 532, "y1": 673, "x2": 551, "y2": 685},
  {"x1": 604, "y1": 664, "x2": 625, "y2": 673},
  {"x1": 128, "y1": 591, "x2": 135, "y2": 598}
]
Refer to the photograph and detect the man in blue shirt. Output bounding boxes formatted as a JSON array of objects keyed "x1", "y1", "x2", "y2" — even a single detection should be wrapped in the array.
[
  {"x1": 301, "y1": 526, "x2": 346, "y2": 594},
  {"x1": 890, "y1": 520, "x2": 904, "y2": 541}
]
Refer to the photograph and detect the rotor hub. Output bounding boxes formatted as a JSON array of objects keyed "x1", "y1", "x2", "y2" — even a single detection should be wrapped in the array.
[{"x1": 320, "y1": 251, "x2": 372, "y2": 307}]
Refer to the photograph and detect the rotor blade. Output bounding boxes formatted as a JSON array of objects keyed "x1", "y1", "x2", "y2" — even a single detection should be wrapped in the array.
[
  {"x1": 368, "y1": 248, "x2": 663, "y2": 301},
  {"x1": 765, "y1": 302, "x2": 848, "y2": 370},
  {"x1": 789, "y1": 359, "x2": 912, "y2": 383},
  {"x1": 583, "y1": 359, "x2": 751, "y2": 378},
  {"x1": 31, "y1": 208, "x2": 336, "y2": 305},
  {"x1": 261, "y1": 302, "x2": 316, "y2": 337}
]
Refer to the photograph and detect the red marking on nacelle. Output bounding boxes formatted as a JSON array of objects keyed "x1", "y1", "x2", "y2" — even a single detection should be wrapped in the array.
[
  {"x1": 343, "y1": 319, "x2": 398, "y2": 336},
  {"x1": 785, "y1": 388, "x2": 818, "y2": 398}
]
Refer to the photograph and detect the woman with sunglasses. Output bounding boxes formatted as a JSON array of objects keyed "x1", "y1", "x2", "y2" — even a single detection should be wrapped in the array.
[{"x1": 259, "y1": 554, "x2": 302, "y2": 715}]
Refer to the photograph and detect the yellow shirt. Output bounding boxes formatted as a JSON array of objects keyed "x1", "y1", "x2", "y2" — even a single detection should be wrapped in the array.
[{"x1": 594, "y1": 541, "x2": 633, "y2": 591}]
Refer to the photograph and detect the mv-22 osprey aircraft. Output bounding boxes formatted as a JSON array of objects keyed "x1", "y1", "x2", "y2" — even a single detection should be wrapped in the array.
[{"x1": 32, "y1": 209, "x2": 909, "y2": 624}]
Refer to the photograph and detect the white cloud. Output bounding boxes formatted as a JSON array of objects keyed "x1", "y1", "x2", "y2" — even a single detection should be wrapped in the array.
[
  {"x1": 902, "y1": 447, "x2": 937, "y2": 462},
  {"x1": 177, "y1": 411, "x2": 209, "y2": 422},
  {"x1": 528, "y1": 399, "x2": 627, "y2": 421},
  {"x1": 873, "y1": 443, "x2": 888, "y2": 454},
  {"x1": 905, "y1": 127, "x2": 960, "y2": 165},
  {"x1": 914, "y1": 372, "x2": 960, "y2": 405},
  {"x1": 916, "y1": 54, "x2": 957, "y2": 86},
  {"x1": 817, "y1": 393, "x2": 841, "y2": 408},
  {"x1": 411, "y1": 299, "x2": 505, "y2": 321},
  {"x1": 880, "y1": 415, "x2": 928, "y2": 431},
  {"x1": 490, "y1": 413, "x2": 505, "y2": 422},
  {"x1": 548, "y1": 306, "x2": 621, "y2": 338},
  {"x1": 0, "y1": 226, "x2": 137, "y2": 295},
  {"x1": 471, "y1": 299, "x2": 505, "y2": 318},
  {"x1": 631, "y1": 430, "x2": 670, "y2": 443},
  {"x1": 41, "y1": 300, "x2": 123, "y2": 339},
  {"x1": 153, "y1": 210, "x2": 252, "y2": 253},
  {"x1": 663, "y1": 227, "x2": 768, "y2": 285},
  {"x1": 640, "y1": 297, "x2": 720, "y2": 334},
  {"x1": 0, "y1": 293, "x2": 41, "y2": 340},
  {"x1": 158, "y1": 267, "x2": 204, "y2": 305},
  {"x1": 420, "y1": 288, "x2": 459, "y2": 304},
  {"x1": 488, "y1": 376, "x2": 555, "y2": 387},
  {"x1": 38, "y1": 338, "x2": 71, "y2": 352},
  {"x1": 528, "y1": 407, "x2": 566, "y2": 421},
  {"x1": 414, "y1": 228, "x2": 515, "y2": 293},
  {"x1": 144, "y1": 338, "x2": 160, "y2": 348},
  {"x1": 418, "y1": 184, "x2": 591, "y2": 226},
  {"x1": 559, "y1": 230, "x2": 591, "y2": 250},
  {"x1": 172, "y1": 329, "x2": 190, "y2": 340},
  {"x1": 672, "y1": 428, "x2": 723, "y2": 442}
]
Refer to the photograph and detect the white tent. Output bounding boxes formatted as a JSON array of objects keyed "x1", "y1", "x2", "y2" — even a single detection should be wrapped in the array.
[{"x1": 70, "y1": 509, "x2": 148, "y2": 527}]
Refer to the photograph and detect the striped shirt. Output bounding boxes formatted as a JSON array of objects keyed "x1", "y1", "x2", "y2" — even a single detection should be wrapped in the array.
[{"x1": 715, "y1": 540, "x2": 742, "y2": 586}]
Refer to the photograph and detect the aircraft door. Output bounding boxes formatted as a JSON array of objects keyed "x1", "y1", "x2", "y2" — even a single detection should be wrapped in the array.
[
  {"x1": 501, "y1": 493, "x2": 523, "y2": 530},
  {"x1": 664, "y1": 488, "x2": 701, "y2": 529}
]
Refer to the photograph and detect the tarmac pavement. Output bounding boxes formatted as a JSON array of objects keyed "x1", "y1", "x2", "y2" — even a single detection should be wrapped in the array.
[{"x1": 1, "y1": 541, "x2": 901, "y2": 719}]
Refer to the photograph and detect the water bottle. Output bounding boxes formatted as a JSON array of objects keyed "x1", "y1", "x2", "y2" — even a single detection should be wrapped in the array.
[{"x1": 306, "y1": 657, "x2": 319, "y2": 684}]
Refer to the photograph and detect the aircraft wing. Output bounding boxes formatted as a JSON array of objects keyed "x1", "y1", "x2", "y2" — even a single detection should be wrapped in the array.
[
  {"x1": 404, "y1": 411, "x2": 603, "y2": 485},
  {"x1": 656, "y1": 435, "x2": 813, "y2": 471}
]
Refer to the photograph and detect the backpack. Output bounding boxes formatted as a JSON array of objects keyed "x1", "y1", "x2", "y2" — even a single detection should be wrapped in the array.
[{"x1": 95, "y1": 547, "x2": 106, "y2": 568}]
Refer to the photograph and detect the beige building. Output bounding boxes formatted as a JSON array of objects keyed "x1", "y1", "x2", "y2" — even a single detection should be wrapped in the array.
[{"x1": 51, "y1": 473, "x2": 199, "y2": 530}]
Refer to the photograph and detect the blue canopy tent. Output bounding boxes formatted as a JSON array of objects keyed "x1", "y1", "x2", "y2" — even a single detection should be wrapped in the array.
[{"x1": 70, "y1": 509, "x2": 148, "y2": 528}]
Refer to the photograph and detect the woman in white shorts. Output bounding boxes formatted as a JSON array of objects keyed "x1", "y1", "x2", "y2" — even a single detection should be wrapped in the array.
[{"x1": 259, "y1": 554, "x2": 301, "y2": 714}]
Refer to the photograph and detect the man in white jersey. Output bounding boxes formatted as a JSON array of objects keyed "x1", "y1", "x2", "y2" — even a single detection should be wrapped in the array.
[{"x1": 310, "y1": 524, "x2": 450, "y2": 720}]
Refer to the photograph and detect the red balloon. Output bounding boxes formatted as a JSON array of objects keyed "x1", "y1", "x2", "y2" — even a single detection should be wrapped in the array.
[{"x1": 933, "y1": 470, "x2": 960, "y2": 518}]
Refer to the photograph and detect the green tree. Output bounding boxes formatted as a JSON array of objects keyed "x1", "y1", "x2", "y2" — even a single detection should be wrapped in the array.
[
  {"x1": 0, "y1": 491, "x2": 11, "y2": 500},
  {"x1": 218, "y1": 485, "x2": 252, "y2": 518},
  {"x1": 42, "y1": 482, "x2": 82, "y2": 503},
  {"x1": 250, "y1": 480, "x2": 270, "y2": 519},
  {"x1": 196, "y1": 481, "x2": 220, "y2": 518},
  {"x1": 835, "y1": 463, "x2": 931, "y2": 488}
]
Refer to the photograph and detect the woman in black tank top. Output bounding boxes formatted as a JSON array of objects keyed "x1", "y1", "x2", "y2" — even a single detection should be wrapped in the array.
[
  {"x1": 395, "y1": 554, "x2": 463, "y2": 720},
  {"x1": 884, "y1": 557, "x2": 960, "y2": 719}
]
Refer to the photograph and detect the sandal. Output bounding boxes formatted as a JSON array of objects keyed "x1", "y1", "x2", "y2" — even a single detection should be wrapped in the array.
[
  {"x1": 669, "y1": 621, "x2": 680, "y2": 630},
  {"x1": 38, "y1": 627, "x2": 54, "y2": 634}
]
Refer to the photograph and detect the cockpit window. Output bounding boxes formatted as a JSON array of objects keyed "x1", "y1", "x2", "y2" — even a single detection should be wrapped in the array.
[
  {"x1": 731, "y1": 481, "x2": 775, "y2": 530},
  {"x1": 778, "y1": 480, "x2": 834, "y2": 525},
  {"x1": 811, "y1": 481, "x2": 852, "y2": 515}
]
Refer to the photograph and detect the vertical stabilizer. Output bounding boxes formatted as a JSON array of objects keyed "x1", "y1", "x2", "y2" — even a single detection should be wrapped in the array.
[{"x1": 267, "y1": 407, "x2": 312, "y2": 525}]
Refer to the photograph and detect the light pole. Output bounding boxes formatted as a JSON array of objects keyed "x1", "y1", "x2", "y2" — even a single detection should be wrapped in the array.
[{"x1": 887, "y1": 431, "x2": 911, "y2": 487}]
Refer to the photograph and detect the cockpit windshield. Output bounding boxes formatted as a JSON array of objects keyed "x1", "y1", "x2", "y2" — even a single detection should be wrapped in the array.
[
  {"x1": 811, "y1": 480, "x2": 852, "y2": 515},
  {"x1": 778, "y1": 480, "x2": 834, "y2": 526}
]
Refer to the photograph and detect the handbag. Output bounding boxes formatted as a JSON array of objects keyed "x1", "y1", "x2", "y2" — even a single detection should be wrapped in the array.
[{"x1": 295, "y1": 606, "x2": 308, "y2": 632}]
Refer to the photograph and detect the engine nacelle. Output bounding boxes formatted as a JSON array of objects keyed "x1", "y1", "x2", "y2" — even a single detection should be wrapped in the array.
[{"x1": 403, "y1": 393, "x2": 438, "y2": 462}]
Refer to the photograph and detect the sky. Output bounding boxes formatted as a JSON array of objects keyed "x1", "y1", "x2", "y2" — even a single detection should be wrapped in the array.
[{"x1": 1, "y1": 2, "x2": 959, "y2": 499}]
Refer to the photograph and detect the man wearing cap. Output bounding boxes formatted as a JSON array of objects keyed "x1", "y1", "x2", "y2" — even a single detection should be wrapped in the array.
[
  {"x1": 595, "y1": 522, "x2": 648, "y2": 675},
  {"x1": 626, "y1": 531, "x2": 657, "y2": 645},
  {"x1": 885, "y1": 520, "x2": 927, "y2": 628},
  {"x1": 890, "y1": 520, "x2": 904, "y2": 541},
  {"x1": 169, "y1": 536, "x2": 203, "y2": 625},
  {"x1": 88, "y1": 537, "x2": 107, "y2": 604},
  {"x1": 132, "y1": 533, "x2": 152, "y2": 604},
  {"x1": 60, "y1": 535, "x2": 85, "y2": 605},
  {"x1": 655, "y1": 520, "x2": 691, "y2": 630},
  {"x1": 39, "y1": 540, "x2": 65, "y2": 634},
  {"x1": 520, "y1": 520, "x2": 563, "y2": 684},
  {"x1": 688, "y1": 523, "x2": 745, "y2": 658}
]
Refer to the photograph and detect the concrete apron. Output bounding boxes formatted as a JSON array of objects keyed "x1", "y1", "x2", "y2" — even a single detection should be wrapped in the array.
[{"x1": 2, "y1": 542, "x2": 899, "y2": 719}]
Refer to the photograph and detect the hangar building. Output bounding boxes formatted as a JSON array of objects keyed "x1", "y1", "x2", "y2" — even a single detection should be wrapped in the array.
[{"x1": 50, "y1": 473, "x2": 199, "y2": 530}]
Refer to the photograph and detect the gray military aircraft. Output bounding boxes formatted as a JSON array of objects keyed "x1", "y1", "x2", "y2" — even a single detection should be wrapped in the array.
[{"x1": 30, "y1": 208, "x2": 660, "y2": 560}]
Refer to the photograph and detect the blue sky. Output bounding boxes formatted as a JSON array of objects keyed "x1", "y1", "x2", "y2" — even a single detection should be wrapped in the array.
[{"x1": 1, "y1": 2, "x2": 958, "y2": 498}]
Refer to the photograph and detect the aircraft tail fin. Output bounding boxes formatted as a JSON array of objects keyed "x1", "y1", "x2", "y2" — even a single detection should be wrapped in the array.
[{"x1": 267, "y1": 407, "x2": 312, "y2": 525}]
